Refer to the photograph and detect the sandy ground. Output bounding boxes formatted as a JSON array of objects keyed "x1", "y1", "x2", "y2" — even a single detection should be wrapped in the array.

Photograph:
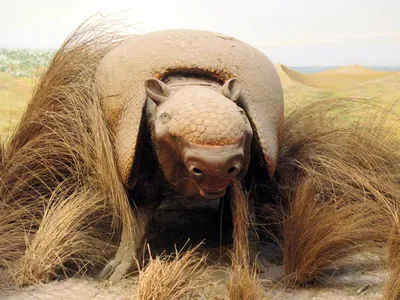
[
  {"x1": 0, "y1": 198, "x2": 389, "y2": 300},
  {"x1": 0, "y1": 268, "x2": 386, "y2": 300}
]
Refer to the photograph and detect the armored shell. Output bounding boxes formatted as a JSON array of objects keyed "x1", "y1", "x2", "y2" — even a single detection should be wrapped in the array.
[{"x1": 96, "y1": 29, "x2": 284, "y2": 186}]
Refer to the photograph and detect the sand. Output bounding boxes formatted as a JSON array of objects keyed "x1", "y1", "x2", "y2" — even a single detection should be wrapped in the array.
[{"x1": 1, "y1": 267, "x2": 386, "y2": 300}]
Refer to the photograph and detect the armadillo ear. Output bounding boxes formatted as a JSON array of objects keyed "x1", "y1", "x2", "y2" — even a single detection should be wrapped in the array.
[
  {"x1": 222, "y1": 78, "x2": 241, "y2": 102},
  {"x1": 144, "y1": 78, "x2": 171, "y2": 105}
]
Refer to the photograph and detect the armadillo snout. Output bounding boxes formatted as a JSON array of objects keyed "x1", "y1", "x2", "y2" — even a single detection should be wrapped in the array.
[{"x1": 185, "y1": 152, "x2": 244, "y2": 199}]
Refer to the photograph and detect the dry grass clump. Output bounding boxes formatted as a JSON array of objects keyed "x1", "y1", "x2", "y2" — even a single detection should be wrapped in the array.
[
  {"x1": 12, "y1": 187, "x2": 117, "y2": 286},
  {"x1": 227, "y1": 259, "x2": 266, "y2": 300},
  {"x1": 282, "y1": 177, "x2": 389, "y2": 284},
  {"x1": 230, "y1": 179, "x2": 251, "y2": 264},
  {"x1": 226, "y1": 179, "x2": 266, "y2": 300},
  {"x1": 275, "y1": 98, "x2": 400, "y2": 285},
  {"x1": 136, "y1": 244, "x2": 212, "y2": 300},
  {"x1": 0, "y1": 17, "x2": 135, "y2": 286}
]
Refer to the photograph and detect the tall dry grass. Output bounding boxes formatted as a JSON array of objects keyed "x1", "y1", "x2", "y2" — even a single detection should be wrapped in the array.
[
  {"x1": 274, "y1": 98, "x2": 400, "y2": 285},
  {"x1": 136, "y1": 243, "x2": 212, "y2": 300},
  {"x1": 226, "y1": 179, "x2": 266, "y2": 300},
  {"x1": 0, "y1": 17, "x2": 136, "y2": 286}
]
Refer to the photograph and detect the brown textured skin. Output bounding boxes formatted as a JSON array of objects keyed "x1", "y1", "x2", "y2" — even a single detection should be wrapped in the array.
[{"x1": 96, "y1": 29, "x2": 284, "y2": 186}]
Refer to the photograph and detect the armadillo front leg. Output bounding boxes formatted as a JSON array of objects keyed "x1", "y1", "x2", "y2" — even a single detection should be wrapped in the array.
[{"x1": 99, "y1": 205, "x2": 154, "y2": 284}]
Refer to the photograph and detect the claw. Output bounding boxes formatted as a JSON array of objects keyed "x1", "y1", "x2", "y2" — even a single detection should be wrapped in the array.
[
  {"x1": 254, "y1": 253, "x2": 273, "y2": 273},
  {"x1": 249, "y1": 239, "x2": 273, "y2": 274},
  {"x1": 250, "y1": 244, "x2": 284, "y2": 281},
  {"x1": 108, "y1": 260, "x2": 132, "y2": 284},
  {"x1": 98, "y1": 242, "x2": 135, "y2": 284},
  {"x1": 98, "y1": 259, "x2": 118, "y2": 280},
  {"x1": 98, "y1": 255, "x2": 133, "y2": 284}
]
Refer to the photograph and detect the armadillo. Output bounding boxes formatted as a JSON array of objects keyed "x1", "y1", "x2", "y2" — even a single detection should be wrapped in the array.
[{"x1": 96, "y1": 29, "x2": 284, "y2": 283}]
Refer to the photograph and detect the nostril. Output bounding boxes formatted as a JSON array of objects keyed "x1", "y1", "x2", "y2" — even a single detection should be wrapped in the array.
[
  {"x1": 228, "y1": 165, "x2": 242, "y2": 177},
  {"x1": 228, "y1": 167, "x2": 237, "y2": 174},
  {"x1": 188, "y1": 165, "x2": 205, "y2": 180},
  {"x1": 190, "y1": 166, "x2": 205, "y2": 180},
  {"x1": 192, "y1": 167, "x2": 203, "y2": 175}
]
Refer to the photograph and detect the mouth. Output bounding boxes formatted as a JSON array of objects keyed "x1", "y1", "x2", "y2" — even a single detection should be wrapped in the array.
[{"x1": 198, "y1": 187, "x2": 226, "y2": 199}]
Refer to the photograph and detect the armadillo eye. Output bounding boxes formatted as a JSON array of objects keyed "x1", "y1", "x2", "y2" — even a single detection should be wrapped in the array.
[{"x1": 160, "y1": 112, "x2": 171, "y2": 124}]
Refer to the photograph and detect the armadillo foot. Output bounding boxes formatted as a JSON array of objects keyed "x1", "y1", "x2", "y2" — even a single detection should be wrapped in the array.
[
  {"x1": 253, "y1": 252, "x2": 273, "y2": 273},
  {"x1": 98, "y1": 258, "x2": 132, "y2": 285},
  {"x1": 249, "y1": 240, "x2": 273, "y2": 273},
  {"x1": 249, "y1": 242, "x2": 285, "y2": 281},
  {"x1": 98, "y1": 244, "x2": 134, "y2": 285}
]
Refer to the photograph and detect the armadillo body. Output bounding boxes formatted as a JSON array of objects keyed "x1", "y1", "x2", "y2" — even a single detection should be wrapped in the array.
[{"x1": 96, "y1": 29, "x2": 284, "y2": 187}]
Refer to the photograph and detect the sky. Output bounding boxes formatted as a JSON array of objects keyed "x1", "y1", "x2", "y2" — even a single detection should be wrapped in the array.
[{"x1": 0, "y1": 0, "x2": 399, "y2": 66}]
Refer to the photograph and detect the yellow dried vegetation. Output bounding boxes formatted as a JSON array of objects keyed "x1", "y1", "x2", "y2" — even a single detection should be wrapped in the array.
[
  {"x1": 274, "y1": 98, "x2": 400, "y2": 288},
  {"x1": 0, "y1": 18, "x2": 135, "y2": 286},
  {"x1": 136, "y1": 243, "x2": 212, "y2": 300},
  {"x1": 226, "y1": 179, "x2": 266, "y2": 300}
]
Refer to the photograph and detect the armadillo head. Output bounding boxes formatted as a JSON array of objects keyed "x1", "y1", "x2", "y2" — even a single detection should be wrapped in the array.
[{"x1": 145, "y1": 78, "x2": 253, "y2": 199}]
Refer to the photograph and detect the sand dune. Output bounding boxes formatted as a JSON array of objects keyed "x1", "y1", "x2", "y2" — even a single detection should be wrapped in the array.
[
  {"x1": 276, "y1": 64, "x2": 395, "y2": 90},
  {"x1": 318, "y1": 64, "x2": 391, "y2": 75},
  {"x1": 275, "y1": 64, "x2": 307, "y2": 86}
]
